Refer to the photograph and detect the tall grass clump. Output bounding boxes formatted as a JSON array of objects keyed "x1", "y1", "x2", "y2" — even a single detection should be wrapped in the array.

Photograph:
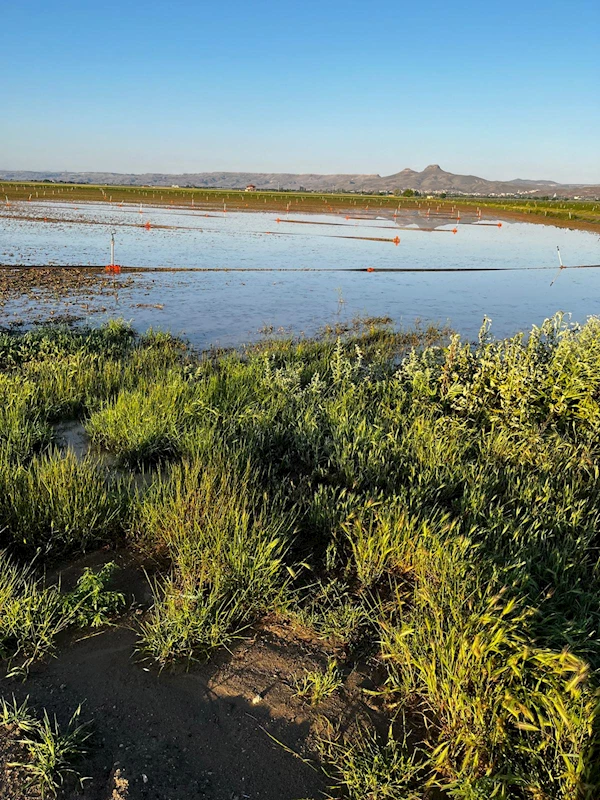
[
  {"x1": 0, "y1": 449, "x2": 131, "y2": 556},
  {"x1": 0, "y1": 552, "x2": 69, "y2": 674},
  {"x1": 135, "y1": 457, "x2": 293, "y2": 664},
  {"x1": 85, "y1": 376, "x2": 200, "y2": 465},
  {"x1": 318, "y1": 723, "x2": 425, "y2": 800},
  {"x1": 0, "y1": 369, "x2": 54, "y2": 460},
  {"x1": 379, "y1": 528, "x2": 598, "y2": 798},
  {"x1": 1, "y1": 696, "x2": 92, "y2": 798}
]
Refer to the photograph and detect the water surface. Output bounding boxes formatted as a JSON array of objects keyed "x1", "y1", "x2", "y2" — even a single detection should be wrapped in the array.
[{"x1": 1, "y1": 201, "x2": 599, "y2": 345}]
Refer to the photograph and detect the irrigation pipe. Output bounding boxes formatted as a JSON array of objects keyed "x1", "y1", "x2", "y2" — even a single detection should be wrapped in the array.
[{"x1": 3, "y1": 264, "x2": 600, "y2": 274}]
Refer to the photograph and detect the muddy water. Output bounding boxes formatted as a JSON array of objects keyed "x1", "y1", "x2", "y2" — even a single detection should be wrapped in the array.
[
  {"x1": 1, "y1": 201, "x2": 599, "y2": 344},
  {"x1": 54, "y1": 420, "x2": 90, "y2": 459}
]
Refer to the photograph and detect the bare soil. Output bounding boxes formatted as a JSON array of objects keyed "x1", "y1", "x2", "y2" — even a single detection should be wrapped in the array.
[
  {"x1": 1, "y1": 552, "x2": 385, "y2": 800},
  {"x1": 0, "y1": 725, "x2": 42, "y2": 800}
]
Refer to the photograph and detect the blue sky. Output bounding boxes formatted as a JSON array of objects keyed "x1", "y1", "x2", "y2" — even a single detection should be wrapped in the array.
[{"x1": 2, "y1": 0, "x2": 599, "y2": 182}]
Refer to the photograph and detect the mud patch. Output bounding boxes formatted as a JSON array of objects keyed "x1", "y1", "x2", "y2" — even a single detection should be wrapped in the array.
[
  {"x1": 1, "y1": 624, "x2": 333, "y2": 800},
  {"x1": 0, "y1": 267, "x2": 149, "y2": 329},
  {"x1": 54, "y1": 420, "x2": 91, "y2": 460},
  {"x1": 2, "y1": 547, "x2": 369, "y2": 800}
]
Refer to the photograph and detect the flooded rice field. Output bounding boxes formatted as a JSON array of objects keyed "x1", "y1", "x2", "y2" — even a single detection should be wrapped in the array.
[{"x1": 1, "y1": 200, "x2": 599, "y2": 345}]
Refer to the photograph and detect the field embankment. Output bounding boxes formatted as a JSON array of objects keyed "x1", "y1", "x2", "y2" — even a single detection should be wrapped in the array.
[
  {"x1": 2, "y1": 181, "x2": 599, "y2": 232},
  {"x1": 1, "y1": 316, "x2": 599, "y2": 799}
]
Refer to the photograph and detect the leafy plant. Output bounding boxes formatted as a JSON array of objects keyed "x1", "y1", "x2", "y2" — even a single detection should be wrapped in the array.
[{"x1": 62, "y1": 562, "x2": 126, "y2": 628}]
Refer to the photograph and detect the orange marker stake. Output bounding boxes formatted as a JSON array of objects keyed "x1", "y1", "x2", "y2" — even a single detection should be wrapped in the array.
[
  {"x1": 452, "y1": 228, "x2": 458, "y2": 234},
  {"x1": 367, "y1": 267, "x2": 375, "y2": 272},
  {"x1": 393, "y1": 236, "x2": 400, "y2": 246},
  {"x1": 144, "y1": 221, "x2": 152, "y2": 230}
]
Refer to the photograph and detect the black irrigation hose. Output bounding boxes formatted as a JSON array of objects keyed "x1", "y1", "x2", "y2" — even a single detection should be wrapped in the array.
[{"x1": 2, "y1": 265, "x2": 600, "y2": 273}]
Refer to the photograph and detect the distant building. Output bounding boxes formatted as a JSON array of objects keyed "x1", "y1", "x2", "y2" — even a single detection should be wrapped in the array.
[{"x1": 245, "y1": 184, "x2": 256, "y2": 192}]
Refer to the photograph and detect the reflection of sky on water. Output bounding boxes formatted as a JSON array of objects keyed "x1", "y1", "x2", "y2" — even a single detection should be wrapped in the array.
[{"x1": 1, "y1": 202, "x2": 599, "y2": 346}]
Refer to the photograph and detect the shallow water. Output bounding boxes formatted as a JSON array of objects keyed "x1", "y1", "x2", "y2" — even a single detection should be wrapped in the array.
[{"x1": 1, "y1": 201, "x2": 599, "y2": 345}]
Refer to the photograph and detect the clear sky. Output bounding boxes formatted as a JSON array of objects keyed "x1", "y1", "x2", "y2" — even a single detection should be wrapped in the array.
[{"x1": 2, "y1": 0, "x2": 599, "y2": 183}]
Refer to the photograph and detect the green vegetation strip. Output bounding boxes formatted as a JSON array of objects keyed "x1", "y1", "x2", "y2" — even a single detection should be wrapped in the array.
[
  {"x1": 2, "y1": 181, "x2": 599, "y2": 230},
  {"x1": 1, "y1": 317, "x2": 600, "y2": 798}
]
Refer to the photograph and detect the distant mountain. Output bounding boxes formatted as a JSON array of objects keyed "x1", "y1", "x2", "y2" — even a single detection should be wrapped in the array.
[{"x1": 0, "y1": 165, "x2": 597, "y2": 198}]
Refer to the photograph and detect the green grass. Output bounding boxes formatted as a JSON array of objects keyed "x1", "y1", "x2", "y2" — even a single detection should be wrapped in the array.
[
  {"x1": 85, "y1": 376, "x2": 198, "y2": 465},
  {"x1": 1, "y1": 695, "x2": 92, "y2": 798},
  {"x1": 1, "y1": 316, "x2": 600, "y2": 797},
  {"x1": 318, "y1": 723, "x2": 425, "y2": 800},
  {"x1": 294, "y1": 658, "x2": 344, "y2": 705},
  {"x1": 0, "y1": 449, "x2": 131, "y2": 555},
  {"x1": 136, "y1": 458, "x2": 293, "y2": 664},
  {"x1": 0, "y1": 552, "x2": 70, "y2": 675},
  {"x1": 0, "y1": 552, "x2": 127, "y2": 675}
]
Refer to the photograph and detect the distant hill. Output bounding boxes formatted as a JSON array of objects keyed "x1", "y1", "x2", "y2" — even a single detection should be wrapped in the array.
[{"x1": 0, "y1": 165, "x2": 598, "y2": 198}]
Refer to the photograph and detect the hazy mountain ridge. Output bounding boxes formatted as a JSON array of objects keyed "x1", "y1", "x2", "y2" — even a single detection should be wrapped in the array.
[{"x1": 0, "y1": 165, "x2": 597, "y2": 198}]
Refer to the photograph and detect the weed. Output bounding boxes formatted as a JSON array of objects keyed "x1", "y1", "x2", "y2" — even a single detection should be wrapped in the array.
[
  {"x1": 0, "y1": 554, "x2": 127, "y2": 675},
  {"x1": 12, "y1": 704, "x2": 92, "y2": 798},
  {"x1": 318, "y1": 723, "x2": 425, "y2": 800},
  {"x1": 0, "y1": 695, "x2": 38, "y2": 733},
  {"x1": 294, "y1": 659, "x2": 343, "y2": 705},
  {"x1": 62, "y1": 562, "x2": 126, "y2": 628}
]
